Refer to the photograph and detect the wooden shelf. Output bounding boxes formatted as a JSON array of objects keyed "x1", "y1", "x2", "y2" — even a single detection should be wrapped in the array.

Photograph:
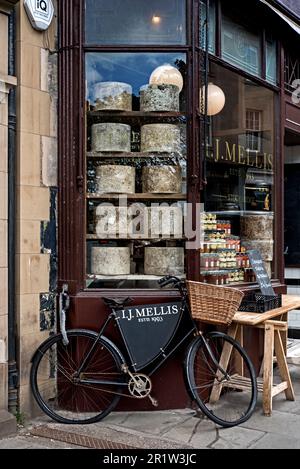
[
  {"x1": 86, "y1": 234, "x2": 185, "y2": 240},
  {"x1": 87, "y1": 274, "x2": 186, "y2": 281},
  {"x1": 86, "y1": 193, "x2": 187, "y2": 200},
  {"x1": 88, "y1": 110, "x2": 186, "y2": 119},
  {"x1": 87, "y1": 151, "x2": 182, "y2": 159}
]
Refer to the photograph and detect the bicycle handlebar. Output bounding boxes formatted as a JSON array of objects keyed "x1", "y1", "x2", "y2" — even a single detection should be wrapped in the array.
[{"x1": 158, "y1": 275, "x2": 183, "y2": 288}]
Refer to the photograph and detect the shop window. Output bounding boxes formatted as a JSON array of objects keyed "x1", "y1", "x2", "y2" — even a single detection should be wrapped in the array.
[
  {"x1": 285, "y1": 49, "x2": 300, "y2": 94},
  {"x1": 200, "y1": 0, "x2": 216, "y2": 54},
  {"x1": 85, "y1": 0, "x2": 187, "y2": 45},
  {"x1": 221, "y1": 14, "x2": 261, "y2": 78},
  {"x1": 85, "y1": 53, "x2": 187, "y2": 289},
  {"x1": 202, "y1": 63, "x2": 275, "y2": 285},
  {"x1": 266, "y1": 35, "x2": 277, "y2": 85}
]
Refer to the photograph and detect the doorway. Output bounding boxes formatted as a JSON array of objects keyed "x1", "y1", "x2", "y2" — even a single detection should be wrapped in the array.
[{"x1": 284, "y1": 129, "x2": 300, "y2": 337}]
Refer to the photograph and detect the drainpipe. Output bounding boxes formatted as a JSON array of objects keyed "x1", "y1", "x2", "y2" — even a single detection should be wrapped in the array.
[{"x1": 7, "y1": 9, "x2": 18, "y2": 414}]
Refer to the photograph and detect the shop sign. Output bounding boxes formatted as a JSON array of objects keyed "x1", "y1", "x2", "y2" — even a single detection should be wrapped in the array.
[
  {"x1": 24, "y1": 0, "x2": 54, "y2": 31},
  {"x1": 206, "y1": 138, "x2": 273, "y2": 171},
  {"x1": 114, "y1": 302, "x2": 184, "y2": 371}
]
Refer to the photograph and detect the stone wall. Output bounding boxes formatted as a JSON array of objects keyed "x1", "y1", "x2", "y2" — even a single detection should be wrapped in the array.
[
  {"x1": 0, "y1": 10, "x2": 9, "y2": 414},
  {"x1": 15, "y1": 0, "x2": 58, "y2": 417},
  {"x1": 0, "y1": 2, "x2": 17, "y2": 435}
]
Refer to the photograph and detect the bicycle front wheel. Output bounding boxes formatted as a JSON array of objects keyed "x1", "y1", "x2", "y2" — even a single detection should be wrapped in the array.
[
  {"x1": 186, "y1": 332, "x2": 257, "y2": 428},
  {"x1": 30, "y1": 330, "x2": 125, "y2": 424}
]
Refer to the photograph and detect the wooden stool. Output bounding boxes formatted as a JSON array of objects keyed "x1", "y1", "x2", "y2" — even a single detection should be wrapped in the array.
[{"x1": 226, "y1": 320, "x2": 295, "y2": 416}]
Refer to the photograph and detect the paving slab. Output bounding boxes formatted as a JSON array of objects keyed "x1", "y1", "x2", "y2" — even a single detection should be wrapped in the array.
[
  {"x1": 250, "y1": 433, "x2": 300, "y2": 449},
  {"x1": 271, "y1": 395, "x2": 300, "y2": 415},
  {"x1": 210, "y1": 427, "x2": 265, "y2": 449},
  {"x1": 241, "y1": 409, "x2": 300, "y2": 435},
  {"x1": 162, "y1": 415, "x2": 217, "y2": 448},
  {"x1": 104, "y1": 410, "x2": 192, "y2": 436}
]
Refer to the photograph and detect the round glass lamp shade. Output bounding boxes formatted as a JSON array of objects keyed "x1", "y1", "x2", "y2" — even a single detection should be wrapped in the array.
[
  {"x1": 200, "y1": 83, "x2": 225, "y2": 116},
  {"x1": 149, "y1": 64, "x2": 184, "y2": 92}
]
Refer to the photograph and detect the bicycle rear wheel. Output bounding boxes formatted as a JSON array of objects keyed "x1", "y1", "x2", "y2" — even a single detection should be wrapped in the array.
[
  {"x1": 186, "y1": 332, "x2": 257, "y2": 428},
  {"x1": 30, "y1": 330, "x2": 125, "y2": 424}
]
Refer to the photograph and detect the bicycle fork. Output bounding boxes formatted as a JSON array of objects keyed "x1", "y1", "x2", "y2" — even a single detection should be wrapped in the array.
[{"x1": 200, "y1": 333, "x2": 231, "y2": 382}]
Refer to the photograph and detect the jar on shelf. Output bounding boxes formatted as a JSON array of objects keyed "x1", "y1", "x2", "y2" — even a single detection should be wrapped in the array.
[
  {"x1": 236, "y1": 253, "x2": 243, "y2": 268},
  {"x1": 225, "y1": 221, "x2": 231, "y2": 235},
  {"x1": 211, "y1": 254, "x2": 220, "y2": 269},
  {"x1": 200, "y1": 254, "x2": 210, "y2": 270},
  {"x1": 205, "y1": 271, "x2": 219, "y2": 285},
  {"x1": 238, "y1": 269, "x2": 245, "y2": 282},
  {"x1": 244, "y1": 268, "x2": 256, "y2": 283},
  {"x1": 199, "y1": 272, "x2": 207, "y2": 283}
]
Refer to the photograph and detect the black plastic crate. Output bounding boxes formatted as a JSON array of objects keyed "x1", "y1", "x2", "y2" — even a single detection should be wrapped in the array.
[{"x1": 239, "y1": 293, "x2": 282, "y2": 313}]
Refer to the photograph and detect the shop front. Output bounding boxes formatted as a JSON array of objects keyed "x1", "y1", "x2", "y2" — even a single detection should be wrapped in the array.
[{"x1": 58, "y1": 0, "x2": 288, "y2": 409}]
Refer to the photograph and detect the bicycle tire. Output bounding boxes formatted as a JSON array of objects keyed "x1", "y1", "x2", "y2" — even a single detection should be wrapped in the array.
[
  {"x1": 30, "y1": 329, "x2": 125, "y2": 425},
  {"x1": 185, "y1": 331, "x2": 257, "y2": 428}
]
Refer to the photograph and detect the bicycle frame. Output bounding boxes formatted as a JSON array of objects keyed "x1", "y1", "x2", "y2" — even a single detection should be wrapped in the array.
[{"x1": 75, "y1": 297, "x2": 230, "y2": 388}]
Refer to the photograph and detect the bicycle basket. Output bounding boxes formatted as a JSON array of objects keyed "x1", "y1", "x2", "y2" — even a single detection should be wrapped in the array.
[{"x1": 186, "y1": 281, "x2": 244, "y2": 326}]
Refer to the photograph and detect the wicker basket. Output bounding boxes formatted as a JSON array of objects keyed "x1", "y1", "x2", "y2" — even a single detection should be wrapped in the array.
[{"x1": 187, "y1": 281, "x2": 244, "y2": 326}]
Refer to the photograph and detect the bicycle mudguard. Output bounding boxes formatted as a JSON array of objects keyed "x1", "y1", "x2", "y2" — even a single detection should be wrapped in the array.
[{"x1": 30, "y1": 329, "x2": 127, "y2": 367}]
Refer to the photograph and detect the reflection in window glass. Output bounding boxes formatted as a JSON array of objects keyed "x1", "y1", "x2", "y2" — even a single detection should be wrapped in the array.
[
  {"x1": 86, "y1": 53, "x2": 187, "y2": 110},
  {"x1": 266, "y1": 36, "x2": 277, "y2": 85},
  {"x1": 200, "y1": 0, "x2": 216, "y2": 54},
  {"x1": 85, "y1": 0, "x2": 187, "y2": 45},
  {"x1": 202, "y1": 63, "x2": 275, "y2": 285},
  {"x1": 85, "y1": 53, "x2": 188, "y2": 289},
  {"x1": 221, "y1": 14, "x2": 261, "y2": 77}
]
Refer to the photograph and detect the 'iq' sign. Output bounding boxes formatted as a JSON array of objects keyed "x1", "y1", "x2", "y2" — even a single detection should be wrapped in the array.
[
  {"x1": 24, "y1": 0, "x2": 54, "y2": 31},
  {"x1": 36, "y1": 1, "x2": 48, "y2": 12}
]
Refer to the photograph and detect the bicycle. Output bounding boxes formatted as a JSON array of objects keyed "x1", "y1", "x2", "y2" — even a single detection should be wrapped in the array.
[{"x1": 30, "y1": 276, "x2": 257, "y2": 428}]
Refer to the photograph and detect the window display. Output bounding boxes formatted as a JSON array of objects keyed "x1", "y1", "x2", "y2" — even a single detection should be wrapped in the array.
[
  {"x1": 202, "y1": 63, "x2": 275, "y2": 284},
  {"x1": 85, "y1": 53, "x2": 187, "y2": 289}
]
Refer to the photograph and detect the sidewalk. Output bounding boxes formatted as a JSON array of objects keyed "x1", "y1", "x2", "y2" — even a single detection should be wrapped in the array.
[{"x1": 1, "y1": 364, "x2": 300, "y2": 450}]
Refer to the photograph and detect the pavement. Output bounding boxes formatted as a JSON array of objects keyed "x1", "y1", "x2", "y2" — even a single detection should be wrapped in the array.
[{"x1": 1, "y1": 363, "x2": 300, "y2": 450}]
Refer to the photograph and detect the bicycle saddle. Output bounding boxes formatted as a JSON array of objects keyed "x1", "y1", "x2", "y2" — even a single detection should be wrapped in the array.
[{"x1": 103, "y1": 297, "x2": 133, "y2": 308}]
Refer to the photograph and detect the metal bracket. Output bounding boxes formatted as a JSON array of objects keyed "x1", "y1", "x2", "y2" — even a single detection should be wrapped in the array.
[{"x1": 59, "y1": 283, "x2": 70, "y2": 346}]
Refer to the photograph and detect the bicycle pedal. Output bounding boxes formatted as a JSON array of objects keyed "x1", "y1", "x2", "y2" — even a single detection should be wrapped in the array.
[{"x1": 148, "y1": 395, "x2": 158, "y2": 407}]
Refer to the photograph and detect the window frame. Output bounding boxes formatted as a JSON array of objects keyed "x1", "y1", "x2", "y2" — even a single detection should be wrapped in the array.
[
  {"x1": 207, "y1": 0, "x2": 280, "y2": 90},
  {"x1": 57, "y1": 0, "x2": 285, "y2": 295}
]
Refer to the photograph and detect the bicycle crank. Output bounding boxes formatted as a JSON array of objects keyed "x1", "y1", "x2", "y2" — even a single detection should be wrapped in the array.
[
  {"x1": 128, "y1": 373, "x2": 152, "y2": 398},
  {"x1": 127, "y1": 373, "x2": 158, "y2": 407}
]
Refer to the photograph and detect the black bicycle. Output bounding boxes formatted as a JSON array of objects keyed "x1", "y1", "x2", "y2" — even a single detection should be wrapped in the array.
[{"x1": 30, "y1": 276, "x2": 257, "y2": 428}]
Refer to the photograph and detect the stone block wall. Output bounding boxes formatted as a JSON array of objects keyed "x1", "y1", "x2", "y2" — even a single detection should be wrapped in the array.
[
  {"x1": 0, "y1": 10, "x2": 9, "y2": 413},
  {"x1": 15, "y1": 0, "x2": 58, "y2": 417}
]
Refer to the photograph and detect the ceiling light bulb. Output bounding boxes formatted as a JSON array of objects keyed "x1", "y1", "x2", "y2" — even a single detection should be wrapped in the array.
[
  {"x1": 200, "y1": 82, "x2": 226, "y2": 116},
  {"x1": 152, "y1": 15, "x2": 161, "y2": 24},
  {"x1": 149, "y1": 64, "x2": 184, "y2": 92}
]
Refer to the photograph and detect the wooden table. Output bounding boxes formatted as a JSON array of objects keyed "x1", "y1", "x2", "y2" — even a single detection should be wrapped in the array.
[{"x1": 226, "y1": 295, "x2": 300, "y2": 416}]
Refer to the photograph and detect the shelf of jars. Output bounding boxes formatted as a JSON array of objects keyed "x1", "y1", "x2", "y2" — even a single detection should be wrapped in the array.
[{"x1": 200, "y1": 211, "x2": 274, "y2": 285}]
